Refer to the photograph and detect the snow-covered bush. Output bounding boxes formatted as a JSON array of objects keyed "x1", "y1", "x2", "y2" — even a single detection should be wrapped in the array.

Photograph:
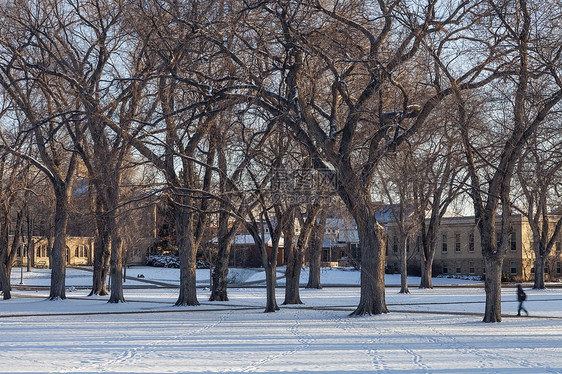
[
  {"x1": 146, "y1": 254, "x2": 180, "y2": 268},
  {"x1": 146, "y1": 254, "x2": 210, "y2": 269},
  {"x1": 436, "y1": 274, "x2": 483, "y2": 282}
]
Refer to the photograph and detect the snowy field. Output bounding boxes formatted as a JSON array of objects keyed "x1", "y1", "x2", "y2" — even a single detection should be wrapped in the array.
[{"x1": 2, "y1": 267, "x2": 562, "y2": 373}]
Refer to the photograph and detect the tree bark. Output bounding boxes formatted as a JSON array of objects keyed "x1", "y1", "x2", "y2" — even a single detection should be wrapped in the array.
[
  {"x1": 285, "y1": 206, "x2": 320, "y2": 304},
  {"x1": 90, "y1": 218, "x2": 110, "y2": 296},
  {"x1": 351, "y1": 216, "x2": 389, "y2": 316},
  {"x1": 108, "y1": 238, "x2": 124, "y2": 302},
  {"x1": 420, "y1": 258, "x2": 433, "y2": 289},
  {"x1": 209, "y1": 219, "x2": 239, "y2": 301},
  {"x1": 399, "y1": 235, "x2": 409, "y2": 294},
  {"x1": 89, "y1": 184, "x2": 110, "y2": 296},
  {"x1": 209, "y1": 239, "x2": 232, "y2": 301},
  {"x1": 306, "y1": 210, "x2": 326, "y2": 289},
  {"x1": 26, "y1": 208, "x2": 33, "y2": 271},
  {"x1": 175, "y1": 206, "x2": 199, "y2": 306},
  {"x1": 49, "y1": 185, "x2": 70, "y2": 300},
  {"x1": 533, "y1": 251, "x2": 545, "y2": 289},
  {"x1": 0, "y1": 208, "x2": 15, "y2": 299},
  {"x1": 283, "y1": 212, "x2": 302, "y2": 305},
  {"x1": 483, "y1": 254, "x2": 503, "y2": 323},
  {"x1": 264, "y1": 262, "x2": 280, "y2": 313},
  {"x1": 283, "y1": 242, "x2": 304, "y2": 304},
  {"x1": 0, "y1": 263, "x2": 10, "y2": 300},
  {"x1": 419, "y1": 225, "x2": 437, "y2": 289}
]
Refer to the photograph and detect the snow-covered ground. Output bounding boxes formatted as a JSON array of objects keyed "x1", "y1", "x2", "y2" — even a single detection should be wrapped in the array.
[
  {"x1": 2, "y1": 267, "x2": 562, "y2": 373},
  {"x1": 7, "y1": 265, "x2": 486, "y2": 288}
]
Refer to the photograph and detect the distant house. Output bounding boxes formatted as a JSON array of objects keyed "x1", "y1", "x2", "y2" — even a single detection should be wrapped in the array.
[{"x1": 229, "y1": 233, "x2": 285, "y2": 268}]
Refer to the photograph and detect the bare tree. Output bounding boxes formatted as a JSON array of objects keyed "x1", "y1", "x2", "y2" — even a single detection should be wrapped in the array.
[
  {"x1": 306, "y1": 209, "x2": 327, "y2": 289},
  {"x1": 443, "y1": 0, "x2": 562, "y2": 322},
  {"x1": 0, "y1": 134, "x2": 28, "y2": 299},
  {"x1": 516, "y1": 123, "x2": 562, "y2": 289},
  {"x1": 221, "y1": 0, "x2": 479, "y2": 315},
  {"x1": 283, "y1": 202, "x2": 322, "y2": 304},
  {"x1": 0, "y1": 1, "x2": 87, "y2": 300},
  {"x1": 410, "y1": 120, "x2": 466, "y2": 289}
]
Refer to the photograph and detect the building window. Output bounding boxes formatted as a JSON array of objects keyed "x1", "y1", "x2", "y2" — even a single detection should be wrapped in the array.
[
  {"x1": 442, "y1": 233, "x2": 448, "y2": 253},
  {"x1": 455, "y1": 233, "x2": 461, "y2": 252},
  {"x1": 531, "y1": 262, "x2": 535, "y2": 274},
  {"x1": 511, "y1": 232, "x2": 517, "y2": 252},
  {"x1": 456, "y1": 263, "x2": 462, "y2": 274},
  {"x1": 78, "y1": 245, "x2": 87, "y2": 257},
  {"x1": 75, "y1": 247, "x2": 80, "y2": 257},
  {"x1": 36, "y1": 247, "x2": 41, "y2": 258},
  {"x1": 556, "y1": 239, "x2": 561, "y2": 253},
  {"x1": 469, "y1": 261, "x2": 475, "y2": 275},
  {"x1": 510, "y1": 262, "x2": 517, "y2": 275},
  {"x1": 557, "y1": 262, "x2": 561, "y2": 274},
  {"x1": 41, "y1": 245, "x2": 47, "y2": 258},
  {"x1": 442, "y1": 263, "x2": 448, "y2": 274},
  {"x1": 469, "y1": 232, "x2": 474, "y2": 252}
]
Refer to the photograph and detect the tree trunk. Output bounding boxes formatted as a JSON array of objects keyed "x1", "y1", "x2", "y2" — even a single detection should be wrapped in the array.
[
  {"x1": 0, "y1": 263, "x2": 9, "y2": 299},
  {"x1": 89, "y1": 187, "x2": 110, "y2": 296},
  {"x1": 49, "y1": 187, "x2": 69, "y2": 300},
  {"x1": 209, "y1": 216, "x2": 239, "y2": 301},
  {"x1": 284, "y1": 262, "x2": 303, "y2": 304},
  {"x1": 285, "y1": 208, "x2": 319, "y2": 304},
  {"x1": 283, "y1": 215, "x2": 302, "y2": 305},
  {"x1": 533, "y1": 252, "x2": 545, "y2": 289},
  {"x1": 210, "y1": 240, "x2": 232, "y2": 301},
  {"x1": 175, "y1": 207, "x2": 199, "y2": 306},
  {"x1": 90, "y1": 223, "x2": 110, "y2": 296},
  {"x1": 0, "y1": 209, "x2": 13, "y2": 299},
  {"x1": 264, "y1": 263, "x2": 279, "y2": 313},
  {"x1": 283, "y1": 228, "x2": 303, "y2": 304},
  {"x1": 420, "y1": 259, "x2": 433, "y2": 289},
  {"x1": 419, "y1": 215, "x2": 439, "y2": 289},
  {"x1": 351, "y1": 217, "x2": 389, "y2": 316},
  {"x1": 26, "y1": 211, "x2": 33, "y2": 271},
  {"x1": 399, "y1": 235, "x2": 409, "y2": 294},
  {"x1": 47, "y1": 234, "x2": 54, "y2": 270},
  {"x1": 107, "y1": 209, "x2": 125, "y2": 303},
  {"x1": 306, "y1": 210, "x2": 326, "y2": 289},
  {"x1": 483, "y1": 255, "x2": 503, "y2": 323}
]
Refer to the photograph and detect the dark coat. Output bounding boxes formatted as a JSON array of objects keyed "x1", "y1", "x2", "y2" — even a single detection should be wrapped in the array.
[{"x1": 517, "y1": 285, "x2": 526, "y2": 302}]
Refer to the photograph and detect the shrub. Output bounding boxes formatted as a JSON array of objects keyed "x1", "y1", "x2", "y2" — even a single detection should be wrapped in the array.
[
  {"x1": 146, "y1": 254, "x2": 210, "y2": 269},
  {"x1": 146, "y1": 254, "x2": 179, "y2": 268}
]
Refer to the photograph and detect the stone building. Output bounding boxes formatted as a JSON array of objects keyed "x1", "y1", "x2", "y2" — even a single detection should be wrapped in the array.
[
  {"x1": 386, "y1": 215, "x2": 562, "y2": 281},
  {"x1": 14, "y1": 236, "x2": 94, "y2": 268},
  {"x1": 14, "y1": 235, "x2": 158, "y2": 268}
]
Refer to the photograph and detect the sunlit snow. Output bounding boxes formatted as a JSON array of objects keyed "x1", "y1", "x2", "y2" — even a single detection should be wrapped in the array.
[{"x1": 2, "y1": 267, "x2": 561, "y2": 373}]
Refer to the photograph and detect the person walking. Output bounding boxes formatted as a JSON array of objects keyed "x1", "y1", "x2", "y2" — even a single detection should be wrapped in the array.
[{"x1": 517, "y1": 284, "x2": 528, "y2": 316}]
